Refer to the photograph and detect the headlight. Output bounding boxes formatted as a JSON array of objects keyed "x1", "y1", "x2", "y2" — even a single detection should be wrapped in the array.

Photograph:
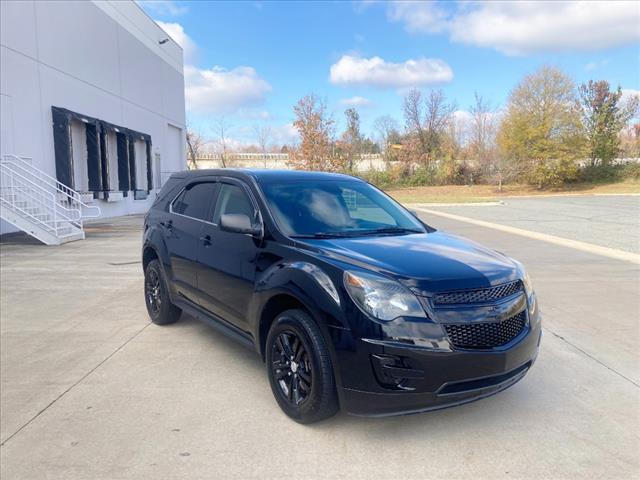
[
  {"x1": 344, "y1": 270, "x2": 426, "y2": 321},
  {"x1": 514, "y1": 260, "x2": 537, "y2": 317},
  {"x1": 522, "y1": 270, "x2": 534, "y2": 297}
]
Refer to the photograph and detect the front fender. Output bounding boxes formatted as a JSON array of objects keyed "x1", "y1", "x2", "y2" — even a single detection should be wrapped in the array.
[{"x1": 252, "y1": 261, "x2": 346, "y2": 329}]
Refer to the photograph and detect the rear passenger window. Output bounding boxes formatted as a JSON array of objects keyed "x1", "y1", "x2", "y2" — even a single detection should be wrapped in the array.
[
  {"x1": 171, "y1": 182, "x2": 218, "y2": 221},
  {"x1": 212, "y1": 184, "x2": 256, "y2": 224}
]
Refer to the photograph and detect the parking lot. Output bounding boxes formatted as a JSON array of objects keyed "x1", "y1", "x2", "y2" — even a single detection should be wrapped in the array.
[{"x1": 1, "y1": 195, "x2": 639, "y2": 479}]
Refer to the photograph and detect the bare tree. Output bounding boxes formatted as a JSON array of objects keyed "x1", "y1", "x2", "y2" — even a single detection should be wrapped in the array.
[
  {"x1": 402, "y1": 88, "x2": 455, "y2": 165},
  {"x1": 373, "y1": 115, "x2": 400, "y2": 151},
  {"x1": 253, "y1": 123, "x2": 272, "y2": 167},
  {"x1": 469, "y1": 93, "x2": 497, "y2": 177},
  {"x1": 424, "y1": 89, "x2": 456, "y2": 161},
  {"x1": 212, "y1": 116, "x2": 232, "y2": 168},
  {"x1": 185, "y1": 126, "x2": 205, "y2": 170}
]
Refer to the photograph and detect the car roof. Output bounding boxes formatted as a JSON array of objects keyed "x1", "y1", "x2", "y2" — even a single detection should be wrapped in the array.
[{"x1": 170, "y1": 168, "x2": 364, "y2": 184}]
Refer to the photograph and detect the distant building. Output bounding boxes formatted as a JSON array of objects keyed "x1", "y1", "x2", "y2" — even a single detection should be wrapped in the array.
[{"x1": 1, "y1": 0, "x2": 186, "y2": 236}]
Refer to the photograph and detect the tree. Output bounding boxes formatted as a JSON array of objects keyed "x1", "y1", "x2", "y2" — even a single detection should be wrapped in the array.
[
  {"x1": 253, "y1": 123, "x2": 272, "y2": 167},
  {"x1": 619, "y1": 123, "x2": 640, "y2": 158},
  {"x1": 360, "y1": 137, "x2": 380, "y2": 154},
  {"x1": 373, "y1": 115, "x2": 399, "y2": 148},
  {"x1": 338, "y1": 108, "x2": 363, "y2": 171},
  {"x1": 290, "y1": 94, "x2": 340, "y2": 171},
  {"x1": 185, "y1": 126, "x2": 205, "y2": 170},
  {"x1": 402, "y1": 89, "x2": 455, "y2": 166},
  {"x1": 498, "y1": 66, "x2": 585, "y2": 188},
  {"x1": 468, "y1": 93, "x2": 498, "y2": 178},
  {"x1": 578, "y1": 81, "x2": 640, "y2": 167},
  {"x1": 373, "y1": 115, "x2": 401, "y2": 161},
  {"x1": 212, "y1": 116, "x2": 232, "y2": 168}
]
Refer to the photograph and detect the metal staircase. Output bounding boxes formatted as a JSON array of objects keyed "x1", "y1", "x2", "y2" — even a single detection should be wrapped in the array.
[{"x1": 0, "y1": 154, "x2": 100, "y2": 245}]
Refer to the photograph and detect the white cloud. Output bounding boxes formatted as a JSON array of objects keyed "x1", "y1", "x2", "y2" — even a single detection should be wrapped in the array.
[
  {"x1": 153, "y1": 21, "x2": 272, "y2": 116},
  {"x1": 184, "y1": 65, "x2": 272, "y2": 115},
  {"x1": 388, "y1": 1, "x2": 640, "y2": 56},
  {"x1": 271, "y1": 123, "x2": 299, "y2": 146},
  {"x1": 329, "y1": 55, "x2": 453, "y2": 89},
  {"x1": 340, "y1": 96, "x2": 374, "y2": 108},
  {"x1": 584, "y1": 59, "x2": 610, "y2": 72},
  {"x1": 137, "y1": 0, "x2": 188, "y2": 17},
  {"x1": 387, "y1": 1, "x2": 449, "y2": 34},
  {"x1": 453, "y1": 110, "x2": 473, "y2": 124},
  {"x1": 155, "y1": 21, "x2": 197, "y2": 61}
]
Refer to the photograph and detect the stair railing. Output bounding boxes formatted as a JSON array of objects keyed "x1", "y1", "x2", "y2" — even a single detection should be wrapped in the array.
[{"x1": 1, "y1": 154, "x2": 101, "y2": 222}]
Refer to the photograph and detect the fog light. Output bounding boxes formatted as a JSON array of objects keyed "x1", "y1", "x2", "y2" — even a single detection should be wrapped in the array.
[{"x1": 370, "y1": 354, "x2": 424, "y2": 391}]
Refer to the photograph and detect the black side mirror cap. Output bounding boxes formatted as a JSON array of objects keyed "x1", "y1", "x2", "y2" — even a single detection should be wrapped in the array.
[{"x1": 220, "y1": 213, "x2": 262, "y2": 236}]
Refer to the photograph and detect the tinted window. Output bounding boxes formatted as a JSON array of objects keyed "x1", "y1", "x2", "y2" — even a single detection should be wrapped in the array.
[
  {"x1": 260, "y1": 180, "x2": 425, "y2": 236},
  {"x1": 212, "y1": 184, "x2": 256, "y2": 224},
  {"x1": 172, "y1": 182, "x2": 217, "y2": 221}
]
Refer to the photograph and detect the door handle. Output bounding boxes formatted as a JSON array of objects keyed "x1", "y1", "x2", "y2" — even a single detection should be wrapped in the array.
[
  {"x1": 161, "y1": 220, "x2": 173, "y2": 231},
  {"x1": 200, "y1": 234, "x2": 212, "y2": 247}
]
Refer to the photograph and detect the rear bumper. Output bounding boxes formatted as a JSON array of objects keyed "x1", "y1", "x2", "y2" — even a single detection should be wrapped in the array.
[{"x1": 337, "y1": 319, "x2": 541, "y2": 417}]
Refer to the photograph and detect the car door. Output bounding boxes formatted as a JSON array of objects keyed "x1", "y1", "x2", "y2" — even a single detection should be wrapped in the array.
[
  {"x1": 166, "y1": 180, "x2": 219, "y2": 305},
  {"x1": 196, "y1": 179, "x2": 262, "y2": 331}
]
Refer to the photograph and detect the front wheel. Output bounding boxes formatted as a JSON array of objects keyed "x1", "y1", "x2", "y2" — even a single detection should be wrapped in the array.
[{"x1": 265, "y1": 309, "x2": 339, "y2": 423}]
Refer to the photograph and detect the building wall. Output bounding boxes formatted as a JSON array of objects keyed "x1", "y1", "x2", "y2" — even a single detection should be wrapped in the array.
[{"x1": 0, "y1": 0, "x2": 186, "y2": 233}]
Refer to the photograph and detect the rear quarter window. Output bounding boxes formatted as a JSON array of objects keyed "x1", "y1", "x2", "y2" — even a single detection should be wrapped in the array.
[{"x1": 151, "y1": 177, "x2": 183, "y2": 210}]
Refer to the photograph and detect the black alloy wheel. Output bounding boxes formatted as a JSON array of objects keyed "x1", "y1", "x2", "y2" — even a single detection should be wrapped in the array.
[
  {"x1": 144, "y1": 259, "x2": 181, "y2": 325},
  {"x1": 265, "y1": 309, "x2": 339, "y2": 423},
  {"x1": 145, "y1": 267, "x2": 162, "y2": 315},
  {"x1": 271, "y1": 331, "x2": 313, "y2": 406}
]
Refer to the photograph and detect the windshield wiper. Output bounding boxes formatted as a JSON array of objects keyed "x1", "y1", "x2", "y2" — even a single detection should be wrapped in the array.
[
  {"x1": 291, "y1": 232, "x2": 360, "y2": 239},
  {"x1": 360, "y1": 227, "x2": 424, "y2": 235}
]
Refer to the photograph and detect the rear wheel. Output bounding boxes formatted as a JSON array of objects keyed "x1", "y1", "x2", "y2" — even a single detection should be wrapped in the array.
[
  {"x1": 266, "y1": 309, "x2": 339, "y2": 423},
  {"x1": 144, "y1": 259, "x2": 181, "y2": 325}
]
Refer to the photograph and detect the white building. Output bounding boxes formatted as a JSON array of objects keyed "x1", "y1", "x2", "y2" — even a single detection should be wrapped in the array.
[{"x1": 0, "y1": 0, "x2": 186, "y2": 238}]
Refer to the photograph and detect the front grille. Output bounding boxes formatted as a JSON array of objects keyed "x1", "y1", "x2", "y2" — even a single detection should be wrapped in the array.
[
  {"x1": 444, "y1": 311, "x2": 527, "y2": 349},
  {"x1": 433, "y1": 281, "x2": 522, "y2": 305}
]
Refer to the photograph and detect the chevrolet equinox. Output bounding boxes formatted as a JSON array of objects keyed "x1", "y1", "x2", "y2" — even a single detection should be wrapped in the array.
[{"x1": 142, "y1": 169, "x2": 540, "y2": 423}]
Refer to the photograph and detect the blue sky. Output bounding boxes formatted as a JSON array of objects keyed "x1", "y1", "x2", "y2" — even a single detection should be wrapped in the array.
[{"x1": 139, "y1": 0, "x2": 640, "y2": 147}]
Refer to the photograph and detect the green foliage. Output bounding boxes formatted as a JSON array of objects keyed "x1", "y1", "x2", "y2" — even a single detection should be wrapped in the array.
[
  {"x1": 579, "y1": 81, "x2": 639, "y2": 167},
  {"x1": 498, "y1": 65, "x2": 586, "y2": 188},
  {"x1": 574, "y1": 162, "x2": 640, "y2": 183},
  {"x1": 621, "y1": 162, "x2": 640, "y2": 180}
]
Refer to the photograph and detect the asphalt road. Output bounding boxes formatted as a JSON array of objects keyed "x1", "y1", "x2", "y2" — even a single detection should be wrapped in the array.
[
  {"x1": 1, "y1": 196, "x2": 638, "y2": 479},
  {"x1": 422, "y1": 195, "x2": 640, "y2": 254}
]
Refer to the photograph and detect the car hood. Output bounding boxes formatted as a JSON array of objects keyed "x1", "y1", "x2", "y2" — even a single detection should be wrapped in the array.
[{"x1": 300, "y1": 231, "x2": 520, "y2": 295}]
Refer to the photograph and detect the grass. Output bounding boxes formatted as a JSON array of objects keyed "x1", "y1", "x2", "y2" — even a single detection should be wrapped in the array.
[{"x1": 386, "y1": 180, "x2": 640, "y2": 204}]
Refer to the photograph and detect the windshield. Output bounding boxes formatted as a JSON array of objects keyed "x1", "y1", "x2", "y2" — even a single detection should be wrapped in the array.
[{"x1": 260, "y1": 180, "x2": 426, "y2": 237}]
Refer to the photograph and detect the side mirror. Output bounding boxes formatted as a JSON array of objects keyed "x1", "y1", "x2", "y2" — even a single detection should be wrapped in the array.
[
  {"x1": 220, "y1": 213, "x2": 262, "y2": 236},
  {"x1": 409, "y1": 209, "x2": 418, "y2": 217}
]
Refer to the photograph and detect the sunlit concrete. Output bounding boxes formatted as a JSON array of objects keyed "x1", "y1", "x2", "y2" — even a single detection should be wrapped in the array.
[{"x1": 1, "y1": 200, "x2": 638, "y2": 479}]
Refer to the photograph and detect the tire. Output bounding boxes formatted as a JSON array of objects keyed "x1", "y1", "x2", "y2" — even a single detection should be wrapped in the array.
[
  {"x1": 144, "y1": 259, "x2": 181, "y2": 325},
  {"x1": 265, "y1": 309, "x2": 339, "y2": 423}
]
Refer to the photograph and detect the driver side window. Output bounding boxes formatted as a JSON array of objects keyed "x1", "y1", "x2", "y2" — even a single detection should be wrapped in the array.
[{"x1": 212, "y1": 183, "x2": 257, "y2": 225}]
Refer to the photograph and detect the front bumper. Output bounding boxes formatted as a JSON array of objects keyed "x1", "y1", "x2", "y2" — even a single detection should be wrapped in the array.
[{"x1": 336, "y1": 316, "x2": 541, "y2": 417}]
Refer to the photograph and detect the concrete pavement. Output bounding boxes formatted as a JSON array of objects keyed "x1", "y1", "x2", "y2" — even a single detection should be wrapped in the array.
[
  {"x1": 418, "y1": 195, "x2": 640, "y2": 254},
  {"x1": 1, "y1": 197, "x2": 639, "y2": 479}
]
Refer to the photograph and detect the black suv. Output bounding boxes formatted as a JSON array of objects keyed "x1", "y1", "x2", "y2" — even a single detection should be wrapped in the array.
[{"x1": 142, "y1": 169, "x2": 540, "y2": 423}]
